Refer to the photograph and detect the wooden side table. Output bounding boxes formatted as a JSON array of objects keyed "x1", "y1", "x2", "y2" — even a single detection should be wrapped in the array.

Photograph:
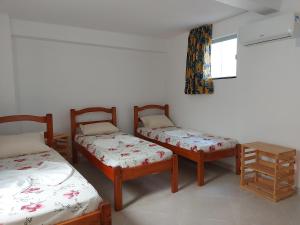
[
  {"x1": 240, "y1": 142, "x2": 296, "y2": 202},
  {"x1": 53, "y1": 133, "x2": 71, "y2": 162}
]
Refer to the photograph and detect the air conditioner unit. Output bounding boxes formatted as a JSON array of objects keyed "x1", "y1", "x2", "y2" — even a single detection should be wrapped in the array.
[{"x1": 238, "y1": 13, "x2": 300, "y2": 46}]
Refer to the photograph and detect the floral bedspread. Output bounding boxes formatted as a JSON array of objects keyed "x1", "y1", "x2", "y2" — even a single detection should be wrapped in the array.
[
  {"x1": 0, "y1": 150, "x2": 101, "y2": 225},
  {"x1": 75, "y1": 132, "x2": 173, "y2": 168},
  {"x1": 137, "y1": 127, "x2": 238, "y2": 153}
]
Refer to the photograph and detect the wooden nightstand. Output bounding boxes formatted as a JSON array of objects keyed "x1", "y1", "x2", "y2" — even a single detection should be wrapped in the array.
[
  {"x1": 53, "y1": 133, "x2": 71, "y2": 162},
  {"x1": 240, "y1": 142, "x2": 296, "y2": 202}
]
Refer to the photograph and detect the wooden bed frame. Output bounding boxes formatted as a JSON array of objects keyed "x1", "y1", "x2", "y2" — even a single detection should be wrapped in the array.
[
  {"x1": 70, "y1": 107, "x2": 178, "y2": 211},
  {"x1": 0, "y1": 114, "x2": 111, "y2": 225},
  {"x1": 133, "y1": 104, "x2": 241, "y2": 186}
]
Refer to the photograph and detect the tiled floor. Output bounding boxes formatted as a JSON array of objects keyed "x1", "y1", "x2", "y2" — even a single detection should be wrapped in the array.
[{"x1": 75, "y1": 157, "x2": 299, "y2": 225}]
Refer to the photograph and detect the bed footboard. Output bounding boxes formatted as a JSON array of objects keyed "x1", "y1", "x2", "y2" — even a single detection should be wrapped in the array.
[{"x1": 57, "y1": 201, "x2": 111, "y2": 225}]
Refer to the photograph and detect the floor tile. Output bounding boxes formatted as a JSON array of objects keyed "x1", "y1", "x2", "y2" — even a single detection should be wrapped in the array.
[{"x1": 75, "y1": 156, "x2": 299, "y2": 225}]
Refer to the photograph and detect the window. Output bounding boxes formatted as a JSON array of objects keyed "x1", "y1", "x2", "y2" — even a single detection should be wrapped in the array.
[{"x1": 211, "y1": 35, "x2": 237, "y2": 79}]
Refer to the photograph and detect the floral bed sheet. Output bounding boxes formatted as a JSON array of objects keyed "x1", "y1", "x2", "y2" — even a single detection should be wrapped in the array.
[
  {"x1": 0, "y1": 150, "x2": 101, "y2": 225},
  {"x1": 75, "y1": 132, "x2": 173, "y2": 168},
  {"x1": 137, "y1": 127, "x2": 238, "y2": 153}
]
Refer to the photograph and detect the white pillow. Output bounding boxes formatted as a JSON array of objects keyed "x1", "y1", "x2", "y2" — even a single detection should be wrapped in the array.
[
  {"x1": 80, "y1": 122, "x2": 119, "y2": 135},
  {"x1": 140, "y1": 115, "x2": 175, "y2": 129},
  {"x1": 0, "y1": 132, "x2": 51, "y2": 159}
]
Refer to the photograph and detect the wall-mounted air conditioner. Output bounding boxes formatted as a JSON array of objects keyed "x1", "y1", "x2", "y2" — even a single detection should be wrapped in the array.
[{"x1": 238, "y1": 13, "x2": 300, "y2": 46}]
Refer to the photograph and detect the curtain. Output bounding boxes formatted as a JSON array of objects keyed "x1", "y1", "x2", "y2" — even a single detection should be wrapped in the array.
[{"x1": 185, "y1": 24, "x2": 214, "y2": 95}]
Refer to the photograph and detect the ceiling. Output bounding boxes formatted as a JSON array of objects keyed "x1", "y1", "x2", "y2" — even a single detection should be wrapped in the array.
[
  {"x1": 216, "y1": 0, "x2": 282, "y2": 15},
  {"x1": 0, "y1": 0, "x2": 244, "y2": 38}
]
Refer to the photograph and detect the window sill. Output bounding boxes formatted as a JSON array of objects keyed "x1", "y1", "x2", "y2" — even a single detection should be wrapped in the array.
[{"x1": 212, "y1": 76, "x2": 237, "y2": 80}]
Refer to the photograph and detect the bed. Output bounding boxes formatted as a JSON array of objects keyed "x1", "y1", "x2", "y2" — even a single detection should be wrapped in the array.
[
  {"x1": 134, "y1": 104, "x2": 241, "y2": 186},
  {"x1": 70, "y1": 107, "x2": 178, "y2": 211},
  {"x1": 0, "y1": 114, "x2": 111, "y2": 225}
]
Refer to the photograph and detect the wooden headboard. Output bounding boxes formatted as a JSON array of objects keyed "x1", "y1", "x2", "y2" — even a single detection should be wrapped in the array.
[
  {"x1": 133, "y1": 104, "x2": 169, "y2": 135},
  {"x1": 70, "y1": 107, "x2": 117, "y2": 140},
  {"x1": 0, "y1": 114, "x2": 54, "y2": 147}
]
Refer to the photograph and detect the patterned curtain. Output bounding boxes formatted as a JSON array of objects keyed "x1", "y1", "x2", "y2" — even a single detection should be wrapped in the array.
[{"x1": 185, "y1": 24, "x2": 214, "y2": 95}]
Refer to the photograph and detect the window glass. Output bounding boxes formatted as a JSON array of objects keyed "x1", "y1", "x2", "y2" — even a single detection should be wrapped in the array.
[{"x1": 211, "y1": 36, "x2": 237, "y2": 79}]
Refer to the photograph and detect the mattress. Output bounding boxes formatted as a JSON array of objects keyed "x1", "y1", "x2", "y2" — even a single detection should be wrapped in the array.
[
  {"x1": 137, "y1": 127, "x2": 238, "y2": 153},
  {"x1": 75, "y1": 132, "x2": 173, "y2": 168},
  {"x1": 0, "y1": 149, "x2": 101, "y2": 225}
]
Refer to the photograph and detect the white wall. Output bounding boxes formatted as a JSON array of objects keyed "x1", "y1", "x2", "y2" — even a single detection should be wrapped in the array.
[
  {"x1": 11, "y1": 20, "x2": 167, "y2": 53},
  {"x1": 1, "y1": 18, "x2": 168, "y2": 134},
  {"x1": 0, "y1": 14, "x2": 17, "y2": 115},
  {"x1": 165, "y1": 11, "x2": 300, "y2": 186},
  {"x1": 13, "y1": 37, "x2": 167, "y2": 133},
  {"x1": 1, "y1": 6, "x2": 300, "y2": 186},
  {"x1": 281, "y1": 0, "x2": 300, "y2": 12}
]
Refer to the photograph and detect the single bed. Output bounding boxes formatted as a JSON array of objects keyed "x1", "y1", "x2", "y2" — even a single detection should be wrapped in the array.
[
  {"x1": 0, "y1": 114, "x2": 111, "y2": 225},
  {"x1": 70, "y1": 107, "x2": 178, "y2": 211},
  {"x1": 134, "y1": 104, "x2": 241, "y2": 186}
]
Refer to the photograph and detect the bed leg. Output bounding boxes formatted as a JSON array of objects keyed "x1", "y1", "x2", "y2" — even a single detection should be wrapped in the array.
[
  {"x1": 171, "y1": 155, "x2": 178, "y2": 193},
  {"x1": 114, "y1": 167, "x2": 123, "y2": 211},
  {"x1": 235, "y1": 144, "x2": 241, "y2": 175},
  {"x1": 100, "y1": 202, "x2": 112, "y2": 225},
  {"x1": 197, "y1": 151, "x2": 205, "y2": 186},
  {"x1": 72, "y1": 142, "x2": 78, "y2": 164}
]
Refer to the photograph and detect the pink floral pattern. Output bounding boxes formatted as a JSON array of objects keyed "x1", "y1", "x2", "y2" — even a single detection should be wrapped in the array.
[
  {"x1": 17, "y1": 166, "x2": 32, "y2": 170},
  {"x1": 137, "y1": 127, "x2": 238, "y2": 153},
  {"x1": 64, "y1": 190, "x2": 80, "y2": 199},
  {"x1": 21, "y1": 187, "x2": 43, "y2": 194},
  {"x1": 0, "y1": 150, "x2": 101, "y2": 225},
  {"x1": 21, "y1": 203, "x2": 43, "y2": 212},
  {"x1": 14, "y1": 159, "x2": 26, "y2": 162},
  {"x1": 75, "y1": 132, "x2": 172, "y2": 168}
]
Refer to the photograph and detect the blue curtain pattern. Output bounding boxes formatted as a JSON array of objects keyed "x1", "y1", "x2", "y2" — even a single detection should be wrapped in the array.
[{"x1": 185, "y1": 25, "x2": 214, "y2": 95}]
